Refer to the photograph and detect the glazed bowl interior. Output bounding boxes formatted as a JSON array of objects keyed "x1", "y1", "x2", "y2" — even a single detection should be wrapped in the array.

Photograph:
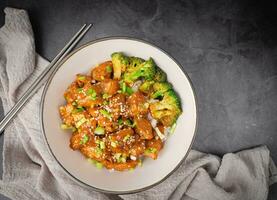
[{"x1": 41, "y1": 38, "x2": 197, "y2": 193}]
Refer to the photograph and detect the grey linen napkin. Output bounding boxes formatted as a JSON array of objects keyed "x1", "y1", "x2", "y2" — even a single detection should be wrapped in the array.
[{"x1": 0, "y1": 7, "x2": 276, "y2": 200}]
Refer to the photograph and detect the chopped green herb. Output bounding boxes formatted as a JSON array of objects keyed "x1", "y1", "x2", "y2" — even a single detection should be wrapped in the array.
[
  {"x1": 87, "y1": 158, "x2": 103, "y2": 169},
  {"x1": 76, "y1": 118, "x2": 87, "y2": 128},
  {"x1": 89, "y1": 96, "x2": 97, "y2": 100},
  {"x1": 125, "y1": 119, "x2": 132, "y2": 126},
  {"x1": 99, "y1": 141, "x2": 105, "y2": 150},
  {"x1": 123, "y1": 135, "x2": 131, "y2": 142},
  {"x1": 125, "y1": 119, "x2": 136, "y2": 127},
  {"x1": 86, "y1": 88, "x2": 95, "y2": 95},
  {"x1": 102, "y1": 93, "x2": 110, "y2": 99},
  {"x1": 94, "y1": 126, "x2": 105, "y2": 135},
  {"x1": 76, "y1": 106, "x2": 84, "y2": 112},
  {"x1": 86, "y1": 88, "x2": 97, "y2": 100},
  {"x1": 126, "y1": 86, "x2": 134, "y2": 95},
  {"x1": 145, "y1": 147, "x2": 157, "y2": 154},
  {"x1": 118, "y1": 118, "x2": 123, "y2": 125},
  {"x1": 77, "y1": 88, "x2": 83, "y2": 93},
  {"x1": 77, "y1": 76, "x2": 86, "y2": 81},
  {"x1": 114, "y1": 153, "x2": 126, "y2": 163},
  {"x1": 103, "y1": 100, "x2": 109, "y2": 105},
  {"x1": 60, "y1": 124, "x2": 76, "y2": 132},
  {"x1": 170, "y1": 123, "x2": 177, "y2": 134},
  {"x1": 80, "y1": 134, "x2": 89, "y2": 144},
  {"x1": 106, "y1": 65, "x2": 112, "y2": 72},
  {"x1": 100, "y1": 109, "x2": 111, "y2": 119},
  {"x1": 114, "y1": 153, "x2": 122, "y2": 162},
  {"x1": 95, "y1": 162, "x2": 103, "y2": 169},
  {"x1": 95, "y1": 147, "x2": 103, "y2": 158},
  {"x1": 121, "y1": 156, "x2": 126, "y2": 163}
]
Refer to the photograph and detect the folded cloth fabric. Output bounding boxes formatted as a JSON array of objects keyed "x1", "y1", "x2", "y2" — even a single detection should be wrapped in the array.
[{"x1": 0, "y1": 7, "x2": 276, "y2": 200}]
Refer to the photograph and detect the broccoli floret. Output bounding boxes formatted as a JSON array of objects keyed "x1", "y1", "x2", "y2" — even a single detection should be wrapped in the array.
[
  {"x1": 111, "y1": 52, "x2": 130, "y2": 79},
  {"x1": 154, "y1": 67, "x2": 167, "y2": 82},
  {"x1": 128, "y1": 57, "x2": 145, "y2": 69},
  {"x1": 139, "y1": 80, "x2": 154, "y2": 93},
  {"x1": 149, "y1": 89, "x2": 182, "y2": 127},
  {"x1": 123, "y1": 58, "x2": 156, "y2": 84},
  {"x1": 151, "y1": 82, "x2": 172, "y2": 99}
]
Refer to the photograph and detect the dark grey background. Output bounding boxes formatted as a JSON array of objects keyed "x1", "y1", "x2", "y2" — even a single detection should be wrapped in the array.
[{"x1": 0, "y1": 0, "x2": 277, "y2": 199}]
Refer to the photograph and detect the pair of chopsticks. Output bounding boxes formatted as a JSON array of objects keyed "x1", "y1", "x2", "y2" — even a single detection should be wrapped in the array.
[{"x1": 0, "y1": 24, "x2": 92, "y2": 134}]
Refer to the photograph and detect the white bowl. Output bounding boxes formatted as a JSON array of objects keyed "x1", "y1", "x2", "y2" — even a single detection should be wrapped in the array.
[{"x1": 40, "y1": 37, "x2": 197, "y2": 194}]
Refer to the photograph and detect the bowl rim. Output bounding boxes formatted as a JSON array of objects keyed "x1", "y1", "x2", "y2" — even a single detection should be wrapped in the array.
[{"x1": 40, "y1": 36, "x2": 198, "y2": 194}]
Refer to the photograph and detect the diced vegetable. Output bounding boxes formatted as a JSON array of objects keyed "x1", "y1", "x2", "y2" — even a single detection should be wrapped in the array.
[
  {"x1": 123, "y1": 135, "x2": 130, "y2": 142},
  {"x1": 99, "y1": 109, "x2": 112, "y2": 119},
  {"x1": 106, "y1": 65, "x2": 112, "y2": 72},
  {"x1": 118, "y1": 118, "x2": 123, "y2": 125},
  {"x1": 80, "y1": 134, "x2": 89, "y2": 144},
  {"x1": 76, "y1": 118, "x2": 87, "y2": 128},
  {"x1": 94, "y1": 126, "x2": 105, "y2": 135},
  {"x1": 99, "y1": 141, "x2": 105, "y2": 149},
  {"x1": 77, "y1": 76, "x2": 86, "y2": 81},
  {"x1": 145, "y1": 147, "x2": 157, "y2": 154},
  {"x1": 60, "y1": 124, "x2": 76, "y2": 132},
  {"x1": 170, "y1": 123, "x2": 177, "y2": 134}
]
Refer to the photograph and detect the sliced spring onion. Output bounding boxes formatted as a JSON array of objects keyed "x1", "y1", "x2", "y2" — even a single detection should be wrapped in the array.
[
  {"x1": 106, "y1": 65, "x2": 112, "y2": 72},
  {"x1": 126, "y1": 86, "x2": 134, "y2": 95},
  {"x1": 170, "y1": 123, "x2": 177, "y2": 134},
  {"x1": 95, "y1": 147, "x2": 103, "y2": 158},
  {"x1": 77, "y1": 88, "x2": 83, "y2": 93},
  {"x1": 94, "y1": 126, "x2": 105, "y2": 135},
  {"x1": 86, "y1": 88, "x2": 95, "y2": 95},
  {"x1": 72, "y1": 101, "x2": 77, "y2": 106},
  {"x1": 100, "y1": 109, "x2": 111, "y2": 119},
  {"x1": 99, "y1": 141, "x2": 105, "y2": 150},
  {"x1": 114, "y1": 153, "x2": 122, "y2": 162},
  {"x1": 145, "y1": 147, "x2": 157, "y2": 154},
  {"x1": 80, "y1": 134, "x2": 89, "y2": 144},
  {"x1": 95, "y1": 162, "x2": 103, "y2": 169},
  {"x1": 123, "y1": 135, "x2": 130, "y2": 142},
  {"x1": 122, "y1": 82, "x2": 126, "y2": 93},
  {"x1": 77, "y1": 76, "x2": 86, "y2": 81},
  {"x1": 87, "y1": 158, "x2": 103, "y2": 169},
  {"x1": 75, "y1": 118, "x2": 87, "y2": 128},
  {"x1": 76, "y1": 106, "x2": 84, "y2": 112},
  {"x1": 118, "y1": 118, "x2": 123, "y2": 125},
  {"x1": 125, "y1": 119, "x2": 136, "y2": 127},
  {"x1": 121, "y1": 157, "x2": 126, "y2": 163},
  {"x1": 111, "y1": 141, "x2": 117, "y2": 148},
  {"x1": 113, "y1": 153, "x2": 126, "y2": 163},
  {"x1": 60, "y1": 124, "x2": 77, "y2": 132},
  {"x1": 102, "y1": 93, "x2": 110, "y2": 99}
]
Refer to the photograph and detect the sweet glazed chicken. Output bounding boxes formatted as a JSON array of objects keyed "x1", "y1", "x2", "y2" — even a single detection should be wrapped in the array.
[{"x1": 59, "y1": 53, "x2": 182, "y2": 171}]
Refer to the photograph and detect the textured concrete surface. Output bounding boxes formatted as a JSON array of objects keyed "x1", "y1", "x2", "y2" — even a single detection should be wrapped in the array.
[{"x1": 0, "y1": 0, "x2": 276, "y2": 199}]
